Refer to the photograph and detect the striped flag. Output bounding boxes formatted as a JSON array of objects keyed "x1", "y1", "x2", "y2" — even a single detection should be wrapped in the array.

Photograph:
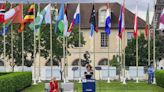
[
  {"x1": 105, "y1": 5, "x2": 111, "y2": 36},
  {"x1": 118, "y1": 1, "x2": 125, "y2": 39},
  {"x1": 67, "y1": 4, "x2": 80, "y2": 36},
  {"x1": 145, "y1": 5, "x2": 149, "y2": 40},
  {"x1": 0, "y1": 3, "x2": 5, "y2": 23},
  {"x1": 18, "y1": 4, "x2": 34, "y2": 32},
  {"x1": 133, "y1": 5, "x2": 138, "y2": 39}
]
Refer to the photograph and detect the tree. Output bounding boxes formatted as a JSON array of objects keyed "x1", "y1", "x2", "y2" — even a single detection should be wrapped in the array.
[{"x1": 125, "y1": 33, "x2": 164, "y2": 66}]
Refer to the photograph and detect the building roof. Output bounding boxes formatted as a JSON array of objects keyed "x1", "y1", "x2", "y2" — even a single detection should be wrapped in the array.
[{"x1": 67, "y1": 3, "x2": 146, "y2": 29}]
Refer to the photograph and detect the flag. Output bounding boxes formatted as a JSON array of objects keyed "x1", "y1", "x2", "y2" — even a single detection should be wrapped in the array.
[
  {"x1": 133, "y1": 5, "x2": 138, "y2": 39},
  {"x1": 0, "y1": 19, "x2": 12, "y2": 35},
  {"x1": 4, "y1": 4, "x2": 23, "y2": 23},
  {"x1": 159, "y1": 8, "x2": 164, "y2": 30},
  {"x1": 18, "y1": 4, "x2": 34, "y2": 32},
  {"x1": 105, "y1": 5, "x2": 111, "y2": 36},
  {"x1": 89, "y1": 5, "x2": 98, "y2": 37},
  {"x1": 67, "y1": 4, "x2": 80, "y2": 36},
  {"x1": 145, "y1": 5, "x2": 149, "y2": 40},
  {"x1": 63, "y1": 6, "x2": 68, "y2": 37},
  {"x1": 54, "y1": 3, "x2": 64, "y2": 34},
  {"x1": 29, "y1": 4, "x2": 51, "y2": 30},
  {"x1": 0, "y1": 3, "x2": 5, "y2": 23},
  {"x1": 118, "y1": 1, "x2": 125, "y2": 39}
]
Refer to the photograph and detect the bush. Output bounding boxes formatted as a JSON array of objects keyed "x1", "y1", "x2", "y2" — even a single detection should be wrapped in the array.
[
  {"x1": 155, "y1": 70, "x2": 164, "y2": 88},
  {"x1": 0, "y1": 72, "x2": 32, "y2": 92},
  {"x1": 0, "y1": 72, "x2": 12, "y2": 76}
]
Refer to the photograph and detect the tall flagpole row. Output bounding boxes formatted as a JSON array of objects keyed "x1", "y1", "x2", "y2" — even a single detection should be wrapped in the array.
[{"x1": 38, "y1": 3, "x2": 41, "y2": 82}]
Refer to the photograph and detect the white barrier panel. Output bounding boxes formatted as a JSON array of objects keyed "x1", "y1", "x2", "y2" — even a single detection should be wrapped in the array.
[
  {"x1": 100, "y1": 66, "x2": 117, "y2": 80},
  {"x1": 0, "y1": 66, "x2": 5, "y2": 72},
  {"x1": 129, "y1": 66, "x2": 144, "y2": 79}
]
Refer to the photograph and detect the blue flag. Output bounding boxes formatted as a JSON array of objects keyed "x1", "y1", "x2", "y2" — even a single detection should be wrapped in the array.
[
  {"x1": 105, "y1": 7, "x2": 111, "y2": 36},
  {"x1": 54, "y1": 4, "x2": 64, "y2": 32}
]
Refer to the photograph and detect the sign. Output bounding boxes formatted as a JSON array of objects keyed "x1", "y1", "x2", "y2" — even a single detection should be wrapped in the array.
[{"x1": 82, "y1": 79, "x2": 96, "y2": 92}]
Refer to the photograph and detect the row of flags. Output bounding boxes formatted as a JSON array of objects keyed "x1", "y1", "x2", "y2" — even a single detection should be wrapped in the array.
[{"x1": 0, "y1": 3, "x2": 163, "y2": 39}]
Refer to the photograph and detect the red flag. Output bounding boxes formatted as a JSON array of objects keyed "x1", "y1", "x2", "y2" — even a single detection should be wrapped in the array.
[
  {"x1": 145, "y1": 5, "x2": 149, "y2": 40},
  {"x1": 0, "y1": 4, "x2": 5, "y2": 23},
  {"x1": 133, "y1": 5, "x2": 138, "y2": 39}
]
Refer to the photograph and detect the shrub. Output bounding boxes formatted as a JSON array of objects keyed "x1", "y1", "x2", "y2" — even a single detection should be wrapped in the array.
[
  {"x1": 0, "y1": 72, "x2": 12, "y2": 76},
  {"x1": 155, "y1": 70, "x2": 164, "y2": 88},
  {"x1": 0, "y1": 72, "x2": 32, "y2": 92}
]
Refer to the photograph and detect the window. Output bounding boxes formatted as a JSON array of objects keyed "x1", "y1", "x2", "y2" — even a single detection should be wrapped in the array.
[
  {"x1": 74, "y1": 32, "x2": 84, "y2": 47},
  {"x1": 0, "y1": 60, "x2": 4, "y2": 66},
  {"x1": 98, "y1": 59, "x2": 108, "y2": 66},
  {"x1": 99, "y1": 9, "x2": 106, "y2": 26},
  {"x1": 101, "y1": 32, "x2": 108, "y2": 47},
  {"x1": 45, "y1": 59, "x2": 59, "y2": 66},
  {"x1": 127, "y1": 32, "x2": 133, "y2": 40},
  {"x1": 72, "y1": 59, "x2": 87, "y2": 67}
]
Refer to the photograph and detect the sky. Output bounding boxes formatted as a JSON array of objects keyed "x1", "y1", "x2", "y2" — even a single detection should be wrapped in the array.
[{"x1": 110, "y1": 0, "x2": 155, "y2": 23}]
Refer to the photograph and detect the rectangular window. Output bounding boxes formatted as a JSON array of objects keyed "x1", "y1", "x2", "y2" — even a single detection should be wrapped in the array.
[
  {"x1": 101, "y1": 32, "x2": 108, "y2": 47},
  {"x1": 127, "y1": 32, "x2": 133, "y2": 40},
  {"x1": 74, "y1": 32, "x2": 83, "y2": 47}
]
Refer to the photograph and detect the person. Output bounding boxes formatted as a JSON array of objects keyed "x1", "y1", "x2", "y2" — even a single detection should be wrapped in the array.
[
  {"x1": 147, "y1": 65, "x2": 152, "y2": 84},
  {"x1": 49, "y1": 77, "x2": 59, "y2": 92},
  {"x1": 84, "y1": 64, "x2": 94, "y2": 79}
]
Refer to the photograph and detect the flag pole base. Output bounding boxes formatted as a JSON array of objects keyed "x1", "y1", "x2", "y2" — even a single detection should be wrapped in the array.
[
  {"x1": 136, "y1": 77, "x2": 139, "y2": 83},
  {"x1": 33, "y1": 78, "x2": 37, "y2": 85},
  {"x1": 78, "y1": 78, "x2": 82, "y2": 83},
  {"x1": 153, "y1": 78, "x2": 156, "y2": 84},
  {"x1": 107, "y1": 77, "x2": 111, "y2": 83},
  {"x1": 63, "y1": 78, "x2": 68, "y2": 83},
  {"x1": 122, "y1": 77, "x2": 126, "y2": 84},
  {"x1": 38, "y1": 77, "x2": 41, "y2": 83}
]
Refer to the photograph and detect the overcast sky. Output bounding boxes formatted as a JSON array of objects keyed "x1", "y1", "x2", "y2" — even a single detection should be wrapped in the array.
[{"x1": 110, "y1": 0, "x2": 155, "y2": 23}]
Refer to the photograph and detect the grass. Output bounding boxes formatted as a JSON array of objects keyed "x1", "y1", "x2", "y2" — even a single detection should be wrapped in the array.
[{"x1": 22, "y1": 81, "x2": 164, "y2": 92}]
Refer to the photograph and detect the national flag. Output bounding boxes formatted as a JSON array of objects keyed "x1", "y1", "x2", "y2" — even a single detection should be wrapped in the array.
[
  {"x1": 4, "y1": 4, "x2": 23, "y2": 23},
  {"x1": 118, "y1": 1, "x2": 125, "y2": 39},
  {"x1": 145, "y1": 5, "x2": 149, "y2": 40},
  {"x1": 0, "y1": 19, "x2": 13, "y2": 35},
  {"x1": 67, "y1": 4, "x2": 80, "y2": 36},
  {"x1": 18, "y1": 4, "x2": 34, "y2": 32},
  {"x1": 89, "y1": 5, "x2": 98, "y2": 37},
  {"x1": 159, "y1": 8, "x2": 164, "y2": 30},
  {"x1": 54, "y1": 3, "x2": 64, "y2": 35},
  {"x1": 133, "y1": 5, "x2": 138, "y2": 39},
  {"x1": 105, "y1": 5, "x2": 111, "y2": 36},
  {"x1": 18, "y1": 4, "x2": 35, "y2": 32},
  {"x1": 0, "y1": 3, "x2": 5, "y2": 23},
  {"x1": 63, "y1": 6, "x2": 68, "y2": 37},
  {"x1": 29, "y1": 4, "x2": 51, "y2": 30}
]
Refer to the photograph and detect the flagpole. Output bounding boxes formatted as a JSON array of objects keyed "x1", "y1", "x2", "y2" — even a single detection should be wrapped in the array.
[
  {"x1": 153, "y1": 0, "x2": 156, "y2": 84},
  {"x1": 50, "y1": 3, "x2": 53, "y2": 79},
  {"x1": 10, "y1": 3, "x2": 14, "y2": 72},
  {"x1": 148, "y1": 5, "x2": 150, "y2": 66},
  {"x1": 136, "y1": 30, "x2": 139, "y2": 83},
  {"x1": 3, "y1": 22, "x2": 6, "y2": 71},
  {"x1": 33, "y1": 4, "x2": 37, "y2": 85},
  {"x1": 123, "y1": 0, "x2": 126, "y2": 84},
  {"x1": 78, "y1": 3, "x2": 82, "y2": 83},
  {"x1": 38, "y1": 3, "x2": 41, "y2": 83},
  {"x1": 21, "y1": 2, "x2": 24, "y2": 72},
  {"x1": 107, "y1": 3, "x2": 110, "y2": 83}
]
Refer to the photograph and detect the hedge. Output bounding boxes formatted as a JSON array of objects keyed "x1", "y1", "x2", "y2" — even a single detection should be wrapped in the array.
[
  {"x1": 155, "y1": 70, "x2": 164, "y2": 88},
  {"x1": 0, "y1": 72, "x2": 32, "y2": 92},
  {"x1": 0, "y1": 72, "x2": 12, "y2": 76}
]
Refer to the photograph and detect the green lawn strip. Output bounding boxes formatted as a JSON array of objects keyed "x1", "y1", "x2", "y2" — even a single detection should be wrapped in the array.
[
  {"x1": 21, "y1": 82, "x2": 44, "y2": 92},
  {"x1": 21, "y1": 81, "x2": 164, "y2": 92}
]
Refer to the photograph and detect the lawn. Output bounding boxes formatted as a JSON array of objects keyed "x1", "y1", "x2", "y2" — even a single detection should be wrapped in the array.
[{"x1": 22, "y1": 81, "x2": 164, "y2": 92}]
